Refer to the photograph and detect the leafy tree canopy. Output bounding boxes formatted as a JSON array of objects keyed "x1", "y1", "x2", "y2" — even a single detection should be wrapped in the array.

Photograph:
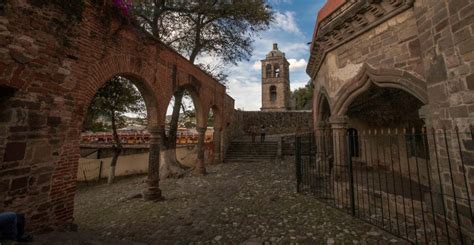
[
  {"x1": 133, "y1": 0, "x2": 273, "y2": 77},
  {"x1": 292, "y1": 80, "x2": 314, "y2": 110},
  {"x1": 84, "y1": 76, "x2": 146, "y2": 132}
]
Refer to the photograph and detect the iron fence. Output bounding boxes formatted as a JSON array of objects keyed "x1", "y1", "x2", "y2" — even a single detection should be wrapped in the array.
[{"x1": 295, "y1": 126, "x2": 474, "y2": 244}]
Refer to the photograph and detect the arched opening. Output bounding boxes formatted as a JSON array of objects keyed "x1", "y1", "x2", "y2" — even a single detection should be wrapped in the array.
[
  {"x1": 0, "y1": 84, "x2": 19, "y2": 165},
  {"x1": 76, "y1": 74, "x2": 161, "y2": 232},
  {"x1": 274, "y1": 64, "x2": 280, "y2": 78},
  {"x1": 161, "y1": 87, "x2": 201, "y2": 178},
  {"x1": 265, "y1": 64, "x2": 272, "y2": 78},
  {"x1": 206, "y1": 106, "x2": 223, "y2": 164},
  {"x1": 270, "y1": 85, "x2": 277, "y2": 102},
  {"x1": 316, "y1": 94, "x2": 333, "y2": 169},
  {"x1": 343, "y1": 84, "x2": 429, "y2": 201}
]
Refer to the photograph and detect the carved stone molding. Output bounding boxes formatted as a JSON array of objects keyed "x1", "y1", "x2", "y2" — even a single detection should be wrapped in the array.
[{"x1": 307, "y1": 0, "x2": 414, "y2": 79}]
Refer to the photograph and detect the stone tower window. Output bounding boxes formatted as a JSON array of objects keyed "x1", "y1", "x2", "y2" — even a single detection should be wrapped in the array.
[
  {"x1": 274, "y1": 64, "x2": 280, "y2": 77},
  {"x1": 270, "y1": 85, "x2": 277, "y2": 102},
  {"x1": 266, "y1": 64, "x2": 272, "y2": 78}
]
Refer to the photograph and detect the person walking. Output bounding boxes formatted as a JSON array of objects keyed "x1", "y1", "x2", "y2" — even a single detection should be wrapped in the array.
[{"x1": 260, "y1": 125, "x2": 266, "y2": 143}]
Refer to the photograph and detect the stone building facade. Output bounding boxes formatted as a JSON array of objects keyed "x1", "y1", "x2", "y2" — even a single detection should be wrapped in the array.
[
  {"x1": 261, "y1": 43, "x2": 291, "y2": 111},
  {"x1": 308, "y1": 0, "x2": 474, "y2": 242}
]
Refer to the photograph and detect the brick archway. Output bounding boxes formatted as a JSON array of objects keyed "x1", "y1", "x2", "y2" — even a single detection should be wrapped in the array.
[
  {"x1": 332, "y1": 64, "x2": 428, "y2": 117},
  {"x1": 0, "y1": 1, "x2": 234, "y2": 231},
  {"x1": 73, "y1": 55, "x2": 163, "y2": 127}
]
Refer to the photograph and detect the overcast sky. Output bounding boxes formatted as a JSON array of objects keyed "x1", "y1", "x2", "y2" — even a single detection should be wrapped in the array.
[{"x1": 224, "y1": 0, "x2": 325, "y2": 111}]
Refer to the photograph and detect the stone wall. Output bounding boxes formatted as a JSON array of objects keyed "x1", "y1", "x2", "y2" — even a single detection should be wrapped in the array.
[
  {"x1": 232, "y1": 111, "x2": 313, "y2": 138},
  {"x1": 308, "y1": 0, "x2": 474, "y2": 241}
]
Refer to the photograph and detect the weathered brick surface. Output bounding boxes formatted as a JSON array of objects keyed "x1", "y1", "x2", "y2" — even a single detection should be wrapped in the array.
[{"x1": 0, "y1": 0, "x2": 234, "y2": 231}]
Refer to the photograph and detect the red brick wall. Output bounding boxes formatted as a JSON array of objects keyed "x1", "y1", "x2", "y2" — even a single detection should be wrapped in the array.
[{"x1": 0, "y1": 0, "x2": 233, "y2": 231}]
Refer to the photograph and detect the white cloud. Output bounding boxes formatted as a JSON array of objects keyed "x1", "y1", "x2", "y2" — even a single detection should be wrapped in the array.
[
  {"x1": 288, "y1": 58, "x2": 307, "y2": 71},
  {"x1": 272, "y1": 11, "x2": 303, "y2": 35},
  {"x1": 227, "y1": 77, "x2": 262, "y2": 111},
  {"x1": 252, "y1": 61, "x2": 261, "y2": 70}
]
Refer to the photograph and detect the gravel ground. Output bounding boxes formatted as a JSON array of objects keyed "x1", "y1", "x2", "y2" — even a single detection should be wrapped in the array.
[{"x1": 33, "y1": 159, "x2": 407, "y2": 244}]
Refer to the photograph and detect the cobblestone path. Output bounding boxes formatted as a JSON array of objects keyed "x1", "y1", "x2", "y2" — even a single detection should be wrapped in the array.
[{"x1": 35, "y1": 160, "x2": 406, "y2": 244}]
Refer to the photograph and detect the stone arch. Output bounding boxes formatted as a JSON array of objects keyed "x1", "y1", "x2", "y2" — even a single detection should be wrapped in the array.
[
  {"x1": 273, "y1": 63, "x2": 280, "y2": 78},
  {"x1": 313, "y1": 87, "x2": 333, "y2": 123},
  {"x1": 265, "y1": 64, "x2": 272, "y2": 78},
  {"x1": 332, "y1": 64, "x2": 428, "y2": 117}
]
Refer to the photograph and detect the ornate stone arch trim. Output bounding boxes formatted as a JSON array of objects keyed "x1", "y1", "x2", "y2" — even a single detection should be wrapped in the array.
[
  {"x1": 314, "y1": 86, "x2": 332, "y2": 123},
  {"x1": 332, "y1": 64, "x2": 428, "y2": 117}
]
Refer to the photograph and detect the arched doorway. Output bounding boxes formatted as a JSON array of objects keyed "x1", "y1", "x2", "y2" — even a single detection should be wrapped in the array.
[
  {"x1": 206, "y1": 105, "x2": 223, "y2": 165},
  {"x1": 333, "y1": 82, "x2": 433, "y2": 237},
  {"x1": 161, "y1": 85, "x2": 204, "y2": 178},
  {"x1": 75, "y1": 73, "x2": 162, "y2": 233}
]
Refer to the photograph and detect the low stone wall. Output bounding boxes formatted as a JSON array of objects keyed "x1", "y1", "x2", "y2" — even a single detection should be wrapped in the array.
[
  {"x1": 232, "y1": 111, "x2": 312, "y2": 137},
  {"x1": 77, "y1": 146, "x2": 213, "y2": 181}
]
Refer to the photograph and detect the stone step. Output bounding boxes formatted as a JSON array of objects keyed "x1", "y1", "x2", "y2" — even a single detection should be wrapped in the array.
[
  {"x1": 224, "y1": 141, "x2": 278, "y2": 163},
  {"x1": 224, "y1": 156, "x2": 275, "y2": 160},
  {"x1": 223, "y1": 158, "x2": 275, "y2": 163},
  {"x1": 227, "y1": 149, "x2": 277, "y2": 152}
]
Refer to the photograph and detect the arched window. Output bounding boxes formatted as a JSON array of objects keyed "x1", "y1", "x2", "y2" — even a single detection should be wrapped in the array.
[
  {"x1": 347, "y1": 128, "x2": 359, "y2": 157},
  {"x1": 265, "y1": 64, "x2": 272, "y2": 78},
  {"x1": 270, "y1": 85, "x2": 277, "y2": 102},
  {"x1": 274, "y1": 64, "x2": 280, "y2": 77}
]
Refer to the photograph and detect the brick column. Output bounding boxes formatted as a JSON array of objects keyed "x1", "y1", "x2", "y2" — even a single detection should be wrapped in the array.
[
  {"x1": 195, "y1": 127, "x2": 207, "y2": 175},
  {"x1": 143, "y1": 126, "x2": 163, "y2": 201},
  {"x1": 213, "y1": 127, "x2": 222, "y2": 164}
]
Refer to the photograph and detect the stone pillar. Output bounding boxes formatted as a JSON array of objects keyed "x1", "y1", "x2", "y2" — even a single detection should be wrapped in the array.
[
  {"x1": 330, "y1": 117, "x2": 349, "y2": 207},
  {"x1": 213, "y1": 127, "x2": 222, "y2": 164},
  {"x1": 195, "y1": 127, "x2": 207, "y2": 175},
  {"x1": 330, "y1": 117, "x2": 348, "y2": 181},
  {"x1": 143, "y1": 126, "x2": 163, "y2": 201}
]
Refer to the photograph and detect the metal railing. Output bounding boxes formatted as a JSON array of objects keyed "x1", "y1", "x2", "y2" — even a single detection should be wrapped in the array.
[{"x1": 296, "y1": 126, "x2": 474, "y2": 244}]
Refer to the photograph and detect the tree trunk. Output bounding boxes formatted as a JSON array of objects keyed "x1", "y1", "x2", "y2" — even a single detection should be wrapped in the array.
[
  {"x1": 159, "y1": 148, "x2": 185, "y2": 179},
  {"x1": 159, "y1": 89, "x2": 186, "y2": 179},
  {"x1": 108, "y1": 149, "x2": 120, "y2": 184},
  {"x1": 108, "y1": 110, "x2": 123, "y2": 185}
]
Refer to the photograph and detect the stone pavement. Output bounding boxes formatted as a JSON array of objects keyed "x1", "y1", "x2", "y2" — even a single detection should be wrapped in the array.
[{"x1": 33, "y1": 159, "x2": 407, "y2": 244}]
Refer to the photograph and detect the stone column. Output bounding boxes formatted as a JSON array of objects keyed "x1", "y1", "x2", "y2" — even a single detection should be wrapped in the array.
[
  {"x1": 195, "y1": 127, "x2": 207, "y2": 175},
  {"x1": 330, "y1": 117, "x2": 349, "y2": 207},
  {"x1": 213, "y1": 127, "x2": 222, "y2": 164},
  {"x1": 143, "y1": 126, "x2": 163, "y2": 201},
  {"x1": 330, "y1": 117, "x2": 348, "y2": 181}
]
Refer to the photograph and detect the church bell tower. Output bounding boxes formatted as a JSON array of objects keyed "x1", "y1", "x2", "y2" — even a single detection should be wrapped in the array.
[{"x1": 261, "y1": 43, "x2": 291, "y2": 111}]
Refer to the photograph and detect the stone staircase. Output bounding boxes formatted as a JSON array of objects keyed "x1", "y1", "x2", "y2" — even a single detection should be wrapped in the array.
[{"x1": 224, "y1": 141, "x2": 278, "y2": 163}]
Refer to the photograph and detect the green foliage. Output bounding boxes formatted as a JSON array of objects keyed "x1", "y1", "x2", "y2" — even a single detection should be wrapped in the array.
[
  {"x1": 84, "y1": 76, "x2": 146, "y2": 132},
  {"x1": 292, "y1": 81, "x2": 314, "y2": 110},
  {"x1": 132, "y1": 0, "x2": 273, "y2": 80}
]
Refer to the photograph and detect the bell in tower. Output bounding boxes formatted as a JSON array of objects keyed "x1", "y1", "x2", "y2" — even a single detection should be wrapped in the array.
[{"x1": 260, "y1": 43, "x2": 291, "y2": 111}]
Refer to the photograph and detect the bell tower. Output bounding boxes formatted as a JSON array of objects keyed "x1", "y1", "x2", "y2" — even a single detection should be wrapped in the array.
[{"x1": 261, "y1": 43, "x2": 291, "y2": 111}]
